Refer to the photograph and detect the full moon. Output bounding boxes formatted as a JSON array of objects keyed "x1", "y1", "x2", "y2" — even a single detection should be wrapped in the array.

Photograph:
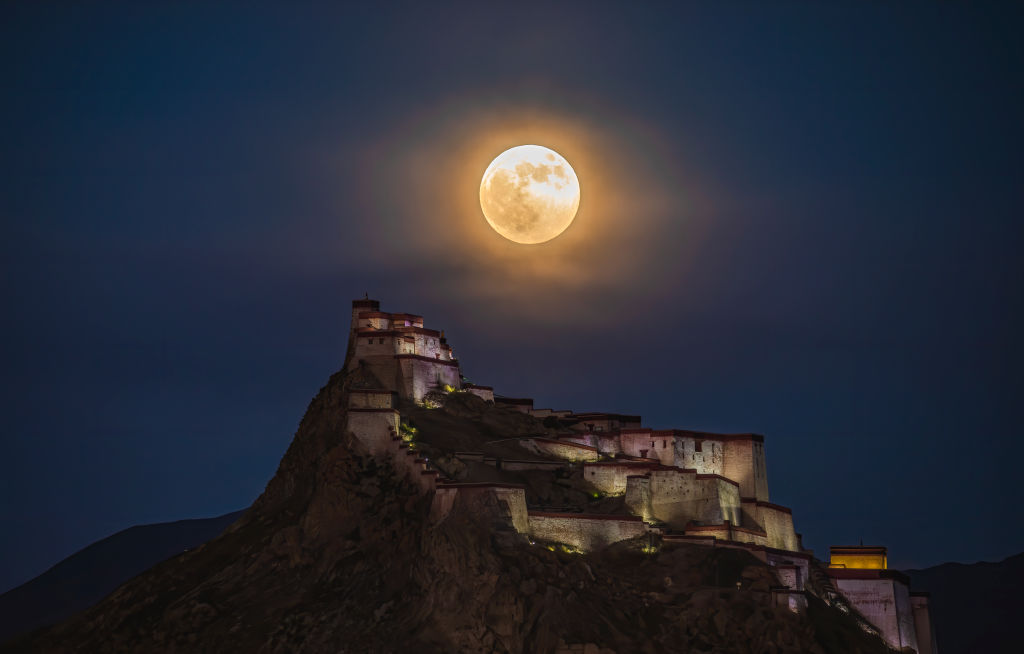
[{"x1": 479, "y1": 145, "x2": 580, "y2": 244}]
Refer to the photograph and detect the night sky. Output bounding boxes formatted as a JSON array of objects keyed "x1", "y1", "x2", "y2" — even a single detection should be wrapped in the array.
[{"x1": 2, "y1": 1, "x2": 1022, "y2": 593}]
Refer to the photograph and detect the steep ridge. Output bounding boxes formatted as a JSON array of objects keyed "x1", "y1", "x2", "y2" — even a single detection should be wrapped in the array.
[{"x1": 2, "y1": 364, "x2": 896, "y2": 653}]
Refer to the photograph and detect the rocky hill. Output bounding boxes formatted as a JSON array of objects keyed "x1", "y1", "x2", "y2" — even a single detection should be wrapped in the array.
[{"x1": 2, "y1": 365, "x2": 896, "y2": 653}]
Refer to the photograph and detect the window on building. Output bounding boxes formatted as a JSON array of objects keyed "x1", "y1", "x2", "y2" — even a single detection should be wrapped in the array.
[
  {"x1": 695, "y1": 440, "x2": 703, "y2": 452},
  {"x1": 379, "y1": 338, "x2": 384, "y2": 344},
  {"x1": 367, "y1": 339, "x2": 372, "y2": 345}
]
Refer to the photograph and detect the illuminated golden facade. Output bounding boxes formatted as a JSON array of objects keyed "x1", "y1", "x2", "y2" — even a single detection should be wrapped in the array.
[{"x1": 829, "y1": 545, "x2": 888, "y2": 570}]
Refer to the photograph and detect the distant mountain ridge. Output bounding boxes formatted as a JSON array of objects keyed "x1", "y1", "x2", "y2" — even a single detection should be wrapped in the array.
[
  {"x1": 0, "y1": 510, "x2": 244, "y2": 642},
  {"x1": 904, "y1": 552, "x2": 1024, "y2": 654}
]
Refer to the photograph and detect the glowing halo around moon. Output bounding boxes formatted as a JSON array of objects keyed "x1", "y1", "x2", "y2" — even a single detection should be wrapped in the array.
[{"x1": 479, "y1": 144, "x2": 581, "y2": 244}]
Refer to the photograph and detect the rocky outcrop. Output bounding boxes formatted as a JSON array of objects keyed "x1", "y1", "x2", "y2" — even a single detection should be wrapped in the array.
[{"x1": 3, "y1": 366, "x2": 895, "y2": 653}]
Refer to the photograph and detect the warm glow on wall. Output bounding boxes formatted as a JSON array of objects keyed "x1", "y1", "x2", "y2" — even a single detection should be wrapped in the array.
[{"x1": 829, "y1": 546, "x2": 888, "y2": 570}]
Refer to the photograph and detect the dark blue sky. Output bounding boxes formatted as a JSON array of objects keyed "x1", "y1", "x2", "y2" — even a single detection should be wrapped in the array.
[{"x1": 2, "y1": 1, "x2": 1022, "y2": 592}]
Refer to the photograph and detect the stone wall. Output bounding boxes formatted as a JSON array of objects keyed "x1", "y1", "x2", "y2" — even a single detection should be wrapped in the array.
[
  {"x1": 463, "y1": 385, "x2": 494, "y2": 402},
  {"x1": 495, "y1": 397, "x2": 534, "y2": 413},
  {"x1": 350, "y1": 299, "x2": 380, "y2": 333},
  {"x1": 527, "y1": 513, "x2": 648, "y2": 552},
  {"x1": 495, "y1": 459, "x2": 567, "y2": 472},
  {"x1": 827, "y1": 571, "x2": 920, "y2": 652},
  {"x1": 910, "y1": 593, "x2": 937, "y2": 654},
  {"x1": 767, "y1": 550, "x2": 810, "y2": 591},
  {"x1": 584, "y1": 462, "x2": 661, "y2": 495},
  {"x1": 346, "y1": 408, "x2": 400, "y2": 456},
  {"x1": 433, "y1": 483, "x2": 529, "y2": 533},
  {"x1": 521, "y1": 438, "x2": 601, "y2": 462},
  {"x1": 721, "y1": 436, "x2": 769, "y2": 502},
  {"x1": 673, "y1": 437, "x2": 724, "y2": 475},
  {"x1": 396, "y1": 355, "x2": 461, "y2": 401},
  {"x1": 354, "y1": 333, "x2": 398, "y2": 359},
  {"x1": 595, "y1": 434, "x2": 622, "y2": 455},
  {"x1": 619, "y1": 429, "x2": 665, "y2": 460},
  {"x1": 683, "y1": 522, "x2": 769, "y2": 547},
  {"x1": 347, "y1": 389, "x2": 395, "y2": 409},
  {"x1": 741, "y1": 500, "x2": 799, "y2": 551},
  {"x1": 624, "y1": 470, "x2": 741, "y2": 530}
]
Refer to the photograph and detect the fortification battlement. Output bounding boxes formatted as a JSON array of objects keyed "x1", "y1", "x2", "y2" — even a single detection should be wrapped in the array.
[
  {"x1": 339, "y1": 297, "x2": 935, "y2": 653},
  {"x1": 348, "y1": 299, "x2": 462, "y2": 402}
]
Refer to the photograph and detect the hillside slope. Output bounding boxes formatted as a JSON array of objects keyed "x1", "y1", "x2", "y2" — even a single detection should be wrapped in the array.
[
  {"x1": 2, "y1": 367, "x2": 896, "y2": 653},
  {"x1": 0, "y1": 510, "x2": 243, "y2": 642}
]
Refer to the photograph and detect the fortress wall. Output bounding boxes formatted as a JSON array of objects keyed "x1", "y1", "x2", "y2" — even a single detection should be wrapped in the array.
[
  {"x1": 828, "y1": 575, "x2": 919, "y2": 652},
  {"x1": 464, "y1": 385, "x2": 494, "y2": 402},
  {"x1": 721, "y1": 437, "x2": 770, "y2": 502},
  {"x1": 673, "y1": 437, "x2": 724, "y2": 475},
  {"x1": 683, "y1": 522, "x2": 769, "y2": 547},
  {"x1": 389, "y1": 313, "x2": 424, "y2": 328},
  {"x1": 355, "y1": 333, "x2": 399, "y2": 358},
  {"x1": 409, "y1": 331, "x2": 446, "y2": 359},
  {"x1": 494, "y1": 487, "x2": 529, "y2": 533},
  {"x1": 624, "y1": 475, "x2": 652, "y2": 521},
  {"x1": 361, "y1": 316, "x2": 391, "y2": 330},
  {"x1": 644, "y1": 471, "x2": 741, "y2": 529},
  {"x1": 910, "y1": 594, "x2": 937, "y2": 654},
  {"x1": 397, "y1": 336, "x2": 416, "y2": 355},
  {"x1": 724, "y1": 524, "x2": 768, "y2": 547},
  {"x1": 527, "y1": 513, "x2": 648, "y2": 552},
  {"x1": 397, "y1": 356, "x2": 461, "y2": 401},
  {"x1": 775, "y1": 565, "x2": 800, "y2": 590},
  {"x1": 437, "y1": 484, "x2": 529, "y2": 533},
  {"x1": 346, "y1": 409, "x2": 400, "y2": 456},
  {"x1": 650, "y1": 435, "x2": 675, "y2": 465},
  {"x1": 584, "y1": 463, "x2": 655, "y2": 495},
  {"x1": 753, "y1": 441, "x2": 770, "y2": 501},
  {"x1": 767, "y1": 551, "x2": 809, "y2": 591},
  {"x1": 596, "y1": 434, "x2": 622, "y2": 455},
  {"x1": 893, "y1": 578, "x2": 919, "y2": 653},
  {"x1": 620, "y1": 430, "x2": 655, "y2": 459},
  {"x1": 525, "y1": 438, "x2": 601, "y2": 462},
  {"x1": 497, "y1": 460, "x2": 567, "y2": 472},
  {"x1": 348, "y1": 390, "x2": 394, "y2": 409},
  {"x1": 757, "y1": 504, "x2": 798, "y2": 551},
  {"x1": 561, "y1": 434, "x2": 596, "y2": 449},
  {"x1": 495, "y1": 398, "x2": 534, "y2": 413},
  {"x1": 351, "y1": 299, "x2": 380, "y2": 333}
]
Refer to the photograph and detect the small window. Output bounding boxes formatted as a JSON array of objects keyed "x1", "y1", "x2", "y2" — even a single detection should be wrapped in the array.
[
  {"x1": 662, "y1": 441, "x2": 667, "y2": 449},
  {"x1": 379, "y1": 338, "x2": 385, "y2": 344},
  {"x1": 367, "y1": 339, "x2": 373, "y2": 345},
  {"x1": 695, "y1": 440, "x2": 703, "y2": 452}
]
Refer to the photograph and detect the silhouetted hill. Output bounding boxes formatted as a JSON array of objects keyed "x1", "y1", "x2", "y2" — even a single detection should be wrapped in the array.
[
  {"x1": 0, "y1": 367, "x2": 899, "y2": 653},
  {"x1": 0, "y1": 510, "x2": 243, "y2": 642},
  {"x1": 904, "y1": 552, "x2": 1024, "y2": 654}
]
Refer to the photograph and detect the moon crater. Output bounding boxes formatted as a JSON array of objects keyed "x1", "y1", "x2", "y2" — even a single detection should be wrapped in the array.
[{"x1": 480, "y1": 145, "x2": 580, "y2": 244}]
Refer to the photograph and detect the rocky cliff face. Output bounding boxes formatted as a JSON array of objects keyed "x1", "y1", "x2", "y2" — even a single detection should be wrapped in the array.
[{"x1": 3, "y1": 367, "x2": 894, "y2": 653}]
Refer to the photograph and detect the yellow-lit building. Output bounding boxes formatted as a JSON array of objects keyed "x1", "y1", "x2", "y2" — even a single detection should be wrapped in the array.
[{"x1": 829, "y1": 545, "x2": 887, "y2": 570}]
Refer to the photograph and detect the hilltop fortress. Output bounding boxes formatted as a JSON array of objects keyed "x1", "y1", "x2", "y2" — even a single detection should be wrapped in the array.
[{"x1": 345, "y1": 298, "x2": 937, "y2": 653}]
